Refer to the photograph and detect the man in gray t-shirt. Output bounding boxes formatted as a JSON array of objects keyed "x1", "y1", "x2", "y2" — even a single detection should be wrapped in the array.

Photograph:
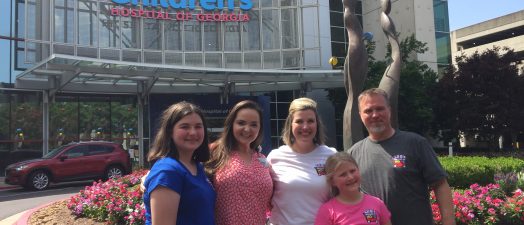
[{"x1": 347, "y1": 88, "x2": 455, "y2": 225}]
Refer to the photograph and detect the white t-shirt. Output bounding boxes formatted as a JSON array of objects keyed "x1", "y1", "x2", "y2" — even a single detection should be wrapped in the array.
[{"x1": 267, "y1": 145, "x2": 337, "y2": 225}]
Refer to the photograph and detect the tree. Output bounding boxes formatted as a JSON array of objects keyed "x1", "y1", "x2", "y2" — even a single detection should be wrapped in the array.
[{"x1": 434, "y1": 47, "x2": 523, "y2": 148}]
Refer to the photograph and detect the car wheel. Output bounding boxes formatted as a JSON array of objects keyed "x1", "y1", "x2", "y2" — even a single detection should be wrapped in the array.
[
  {"x1": 28, "y1": 171, "x2": 50, "y2": 190},
  {"x1": 105, "y1": 166, "x2": 124, "y2": 180}
]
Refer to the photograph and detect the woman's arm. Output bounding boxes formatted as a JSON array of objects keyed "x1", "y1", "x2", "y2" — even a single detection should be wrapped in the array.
[{"x1": 150, "y1": 186, "x2": 180, "y2": 225}]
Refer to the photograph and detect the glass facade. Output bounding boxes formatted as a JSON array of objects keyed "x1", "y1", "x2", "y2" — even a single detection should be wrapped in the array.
[
  {"x1": 0, "y1": 90, "x2": 43, "y2": 151},
  {"x1": 20, "y1": 0, "x2": 321, "y2": 69},
  {"x1": 267, "y1": 90, "x2": 299, "y2": 148},
  {"x1": 0, "y1": 1, "x2": 14, "y2": 83},
  {"x1": 48, "y1": 95, "x2": 138, "y2": 148},
  {"x1": 0, "y1": 0, "x2": 333, "y2": 171},
  {"x1": 0, "y1": 90, "x2": 43, "y2": 172},
  {"x1": 329, "y1": 0, "x2": 362, "y2": 68},
  {"x1": 433, "y1": 0, "x2": 451, "y2": 75},
  {"x1": 0, "y1": 92, "x2": 138, "y2": 172}
]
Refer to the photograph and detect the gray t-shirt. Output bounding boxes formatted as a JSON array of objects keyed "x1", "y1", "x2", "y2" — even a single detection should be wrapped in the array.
[{"x1": 347, "y1": 130, "x2": 447, "y2": 225}]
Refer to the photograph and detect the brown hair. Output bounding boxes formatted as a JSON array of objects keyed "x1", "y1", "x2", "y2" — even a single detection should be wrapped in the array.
[
  {"x1": 325, "y1": 152, "x2": 359, "y2": 196},
  {"x1": 205, "y1": 100, "x2": 263, "y2": 177},
  {"x1": 281, "y1": 97, "x2": 326, "y2": 146},
  {"x1": 358, "y1": 88, "x2": 390, "y2": 110},
  {"x1": 147, "y1": 102, "x2": 210, "y2": 164}
]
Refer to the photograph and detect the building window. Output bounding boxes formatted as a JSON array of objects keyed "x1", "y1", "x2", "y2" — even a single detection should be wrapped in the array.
[
  {"x1": 243, "y1": 10, "x2": 260, "y2": 51},
  {"x1": 262, "y1": 9, "x2": 280, "y2": 50},
  {"x1": 54, "y1": 0, "x2": 75, "y2": 44},
  {"x1": 17, "y1": 0, "x2": 315, "y2": 70},
  {"x1": 78, "y1": 0, "x2": 98, "y2": 46}
]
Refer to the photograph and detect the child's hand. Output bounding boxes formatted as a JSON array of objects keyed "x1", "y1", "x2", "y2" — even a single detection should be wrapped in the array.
[{"x1": 139, "y1": 171, "x2": 150, "y2": 193}]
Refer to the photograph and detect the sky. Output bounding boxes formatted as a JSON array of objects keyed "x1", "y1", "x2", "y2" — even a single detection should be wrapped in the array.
[{"x1": 448, "y1": 0, "x2": 524, "y2": 31}]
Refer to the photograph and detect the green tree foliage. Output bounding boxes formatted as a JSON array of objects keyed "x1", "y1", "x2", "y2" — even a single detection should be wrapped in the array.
[
  {"x1": 368, "y1": 35, "x2": 437, "y2": 134},
  {"x1": 434, "y1": 47, "x2": 523, "y2": 148},
  {"x1": 329, "y1": 34, "x2": 438, "y2": 136}
]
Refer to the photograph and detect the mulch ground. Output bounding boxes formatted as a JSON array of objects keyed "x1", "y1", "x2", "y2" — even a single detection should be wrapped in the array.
[{"x1": 29, "y1": 200, "x2": 105, "y2": 225}]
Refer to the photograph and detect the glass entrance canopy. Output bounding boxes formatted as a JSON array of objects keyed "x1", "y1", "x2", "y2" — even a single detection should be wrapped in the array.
[{"x1": 16, "y1": 54, "x2": 343, "y2": 95}]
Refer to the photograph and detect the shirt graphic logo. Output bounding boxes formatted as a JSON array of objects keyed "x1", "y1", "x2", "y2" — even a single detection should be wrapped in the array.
[
  {"x1": 362, "y1": 209, "x2": 378, "y2": 223},
  {"x1": 392, "y1": 155, "x2": 406, "y2": 168},
  {"x1": 314, "y1": 163, "x2": 326, "y2": 176}
]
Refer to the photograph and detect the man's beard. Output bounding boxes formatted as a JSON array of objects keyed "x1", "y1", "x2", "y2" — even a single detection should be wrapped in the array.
[{"x1": 367, "y1": 123, "x2": 386, "y2": 134}]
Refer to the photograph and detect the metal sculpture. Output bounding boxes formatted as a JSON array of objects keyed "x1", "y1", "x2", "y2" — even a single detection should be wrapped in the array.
[
  {"x1": 342, "y1": 0, "x2": 368, "y2": 149},
  {"x1": 342, "y1": 0, "x2": 401, "y2": 149},
  {"x1": 377, "y1": 0, "x2": 401, "y2": 129}
]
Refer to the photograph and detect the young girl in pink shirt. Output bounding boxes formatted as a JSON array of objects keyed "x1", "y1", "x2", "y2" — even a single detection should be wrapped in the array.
[{"x1": 315, "y1": 152, "x2": 392, "y2": 225}]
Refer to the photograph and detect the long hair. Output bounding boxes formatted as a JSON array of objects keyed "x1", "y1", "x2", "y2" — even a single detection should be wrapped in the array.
[
  {"x1": 325, "y1": 152, "x2": 359, "y2": 197},
  {"x1": 148, "y1": 101, "x2": 210, "y2": 164},
  {"x1": 281, "y1": 97, "x2": 326, "y2": 146},
  {"x1": 205, "y1": 100, "x2": 263, "y2": 177}
]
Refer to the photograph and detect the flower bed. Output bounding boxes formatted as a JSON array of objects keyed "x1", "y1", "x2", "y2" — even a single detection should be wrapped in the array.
[
  {"x1": 67, "y1": 170, "x2": 524, "y2": 225},
  {"x1": 66, "y1": 170, "x2": 148, "y2": 225},
  {"x1": 432, "y1": 183, "x2": 524, "y2": 225}
]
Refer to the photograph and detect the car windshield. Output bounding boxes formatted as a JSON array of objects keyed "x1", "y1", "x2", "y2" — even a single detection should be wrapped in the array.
[{"x1": 42, "y1": 146, "x2": 67, "y2": 159}]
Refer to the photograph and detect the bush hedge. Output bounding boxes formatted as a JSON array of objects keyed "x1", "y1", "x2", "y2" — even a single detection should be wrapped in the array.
[{"x1": 439, "y1": 156, "x2": 524, "y2": 188}]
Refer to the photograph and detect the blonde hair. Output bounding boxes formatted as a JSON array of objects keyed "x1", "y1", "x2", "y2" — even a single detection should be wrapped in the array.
[
  {"x1": 281, "y1": 97, "x2": 326, "y2": 146},
  {"x1": 325, "y1": 152, "x2": 359, "y2": 196},
  {"x1": 205, "y1": 100, "x2": 263, "y2": 177}
]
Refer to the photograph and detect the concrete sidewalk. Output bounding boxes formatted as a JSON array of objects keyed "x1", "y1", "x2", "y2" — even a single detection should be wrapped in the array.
[
  {"x1": 0, "y1": 211, "x2": 27, "y2": 225},
  {"x1": 0, "y1": 199, "x2": 58, "y2": 225},
  {"x1": 0, "y1": 177, "x2": 27, "y2": 224}
]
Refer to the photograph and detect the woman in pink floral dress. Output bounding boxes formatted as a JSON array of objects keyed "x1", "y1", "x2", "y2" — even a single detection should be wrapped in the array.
[{"x1": 205, "y1": 100, "x2": 273, "y2": 225}]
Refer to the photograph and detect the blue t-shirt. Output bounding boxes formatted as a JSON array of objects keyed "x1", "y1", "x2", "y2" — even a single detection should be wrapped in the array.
[{"x1": 144, "y1": 157, "x2": 216, "y2": 225}]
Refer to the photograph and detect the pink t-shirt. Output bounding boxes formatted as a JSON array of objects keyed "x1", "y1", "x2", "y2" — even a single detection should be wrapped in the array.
[
  {"x1": 315, "y1": 194, "x2": 391, "y2": 225},
  {"x1": 214, "y1": 151, "x2": 273, "y2": 225}
]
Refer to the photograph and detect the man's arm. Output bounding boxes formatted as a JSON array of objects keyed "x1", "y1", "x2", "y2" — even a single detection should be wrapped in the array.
[{"x1": 432, "y1": 178, "x2": 456, "y2": 225}]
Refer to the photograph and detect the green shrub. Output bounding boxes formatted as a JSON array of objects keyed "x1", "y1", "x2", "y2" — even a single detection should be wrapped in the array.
[{"x1": 439, "y1": 156, "x2": 524, "y2": 189}]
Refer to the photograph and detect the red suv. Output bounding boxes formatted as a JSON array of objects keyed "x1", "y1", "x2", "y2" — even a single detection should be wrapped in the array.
[{"x1": 5, "y1": 141, "x2": 132, "y2": 190}]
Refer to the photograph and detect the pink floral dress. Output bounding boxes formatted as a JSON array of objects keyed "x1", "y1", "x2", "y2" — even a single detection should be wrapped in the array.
[{"x1": 214, "y1": 151, "x2": 273, "y2": 225}]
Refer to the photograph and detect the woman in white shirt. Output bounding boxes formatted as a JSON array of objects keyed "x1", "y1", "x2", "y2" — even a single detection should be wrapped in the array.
[{"x1": 267, "y1": 97, "x2": 337, "y2": 225}]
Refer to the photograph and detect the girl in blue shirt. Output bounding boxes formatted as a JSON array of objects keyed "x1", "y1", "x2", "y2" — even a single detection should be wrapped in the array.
[{"x1": 144, "y1": 102, "x2": 215, "y2": 225}]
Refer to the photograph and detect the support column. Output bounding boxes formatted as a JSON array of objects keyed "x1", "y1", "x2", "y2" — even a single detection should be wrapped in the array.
[
  {"x1": 42, "y1": 90, "x2": 49, "y2": 155},
  {"x1": 137, "y1": 94, "x2": 145, "y2": 167}
]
